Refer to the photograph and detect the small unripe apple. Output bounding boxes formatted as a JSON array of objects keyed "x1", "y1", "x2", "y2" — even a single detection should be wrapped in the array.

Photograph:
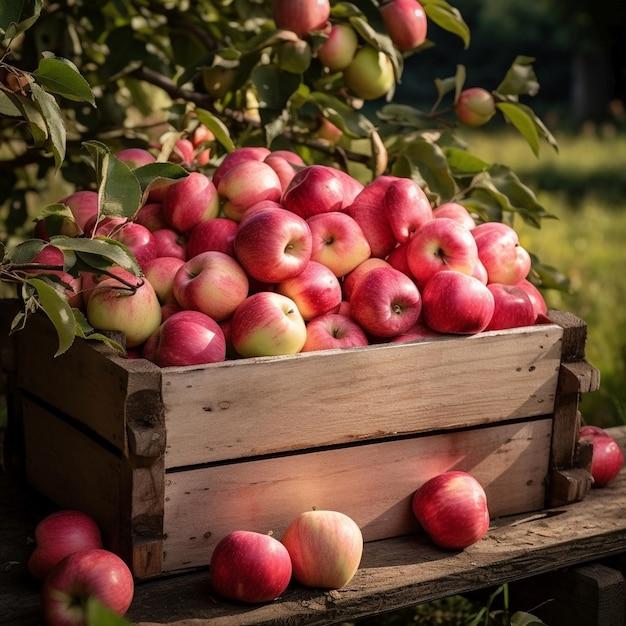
[
  {"x1": 317, "y1": 23, "x2": 359, "y2": 71},
  {"x1": 381, "y1": 0, "x2": 428, "y2": 51},
  {"x1": 273, "y1": 0, "x2": 330, "y2": 37},
  {"x1": 202, "y1": 66, "x2": 237, "y2": 99},
  {"x1": 343, "y1": 46, "x2": 395, "y2": 101},
  {"x1": 455, "y1": 88, "x2": 496, "y2": 127}
]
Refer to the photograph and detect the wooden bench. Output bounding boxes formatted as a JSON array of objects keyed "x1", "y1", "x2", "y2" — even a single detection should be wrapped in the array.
[{"x1": 2, "y1": 425, "x2": 626, "y2": 626}]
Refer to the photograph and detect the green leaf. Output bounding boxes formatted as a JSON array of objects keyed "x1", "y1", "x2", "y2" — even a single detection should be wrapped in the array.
[
  {"x1": 251, "y1": 64, "x2": 300, "y2": 112},
  {"x1": 496, "y1": 102, "x2": 540, "y2": 157},
  {"x1": 0, "y1": 0, "x2": 42, "y2": 40},
  {"x1": 195, "y1": 108, "x2": 236, "y2": 153},
  {"x1": 33, "y1": 56, "x2": 95, "y2": 105},
  {"x1": 30, "y1": 83, "x2": 66, "y2": 168},
  {"x1": 308, "y1": 92, "x2": 375, "y2": 139},
  {"x1": 444, "y1": 147, "x2": 490, "y2": 176},
  {"x1": 510, "y1": 611, "x2": 547, "y2": 626},
  {"x1": 0, "y1": 92, "x2": 22, "y2": 116},
  {"x1": 86, "y1": 595, "x2": 132, "y2": 626},
  {"x1": 422, "y1": 0, "x2": 470, "y2": 49},
  {"x1": 496, "y1": 56, "x2": 539, "y2": 97},
  {"x1": 9, "y1": 91, "x2": 48, "y2": 145},
  {"x1": 133, "y1": 162, "x2": 188, "y2": 193},
  {"x1": 404, "y1": 138, "x2": 457, "y2": 203},
  {"x1": 7, "y1": 238, "x2": 48, "y2": 264},
  {"x1": 376, "y1": 103, "x2": 433, "y2": 130}
]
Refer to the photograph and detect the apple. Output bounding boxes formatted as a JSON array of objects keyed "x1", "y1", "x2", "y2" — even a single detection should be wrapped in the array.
[
  {"x1": 41, "y1": 548, "x2": 134, "y2": 625},
  {"x1": 277, "y1": 260, "x2": 342, "y2": 321},
  {"x1": 432, "y1": 202, "x2": 476, "y2": 230},
  {"x1": 210, "y1": 530, "x2": 292, "y2": 604},
  {"x1": 86, "y1": 215, "x2": 126, "y2": 238},
  {"x1": 264, "y1": 150, "x2": 305, "y2": 191},
  {"x1": 142, "y1": 309, "x2": 226, "y2": 367},
  {"x1": 162, "y1": 171, "x2": 220, "y2": 234},
  {"x1": 133, "y1": 202, "x2": 169, "y2": 232},
  {"x1": 173, "y1": 250, "x2": 249, "y2": 322},
  {"x1": 389, "y1": 319, "x2": 443, "y2": 343},
  {"x1": 471, "y1": 221, "x2": 532, "y2": 285},
  {"x1": 273, "y1": 0, "x2": 330, "y2": 36},
  {"x1": 579, "y1": 426, "x2": 625, "y2": 487},
  {"x1": 317, "y1": 23, "x2": 359, "y2": 71},
  {"x1": 115, "y1": 147, "x2": 156, "y2": 168},
  {"x1": 59, "y1": 190, "x2": 100, "y2": 235},
  {"x1": 218, "y1": 159, "x2": 284, "y2": 222},
  {"x1": 211, "y1": 147, "x2": 271, "y2": 189},
  {"x1": 412, "y1": 471, "x2": 490, "y2": 550},
  {"x1": 110, "y1": 222, "x2": 159, "y2": 268},
  {"x1": 169, "y1": 137, "x2": 196, "y2": 167},
  {"x1": 455, "y1": 87, "x2": 496, "y2": 127},
  {"x1": 152, "y1": 227, "x2": 187, "y2": 260},
  {"x1": 421, "y1": 270, "x2": 495, "y2": 335},
  {"x1": 142, "y1": 256, "x2": 186, "y2": 306},
  {"x1": 202, "y1": 65, "x2": 237, "y2": 99},
  {"x1": 234, "y1": 207, "x2": 312, "y2": 283},
  {"x1": 281, "y1": 164, "x2": 363, "y2": 220},
  {"x1": 281, "y1": 510, "x2": 363, "y2": 589},
  {"x1": 186, "y1": 217, "x2": 238, "y2": 258},
  {"x1": 381, "y1": 0, "x2": 428, "y2": 51},
  {"x1": 86, "y1": 271, "x2": 162, "y2": 348},
  {"x1": 516, "y1": 278, "x2": 548, "y2": 320},
  {"x1": 27, "y1": 510, "x2": 103, "y2": 582},
  {"x1": 191, "y1": 123, "x2": 215, "y2": 148},
  {"x1": 342, "y1": 257, "x2": 392, "y2": 302},
  {"x1": 349, "y1": 266, "x2": 422, "y2": 338},
  {"x1": 301, "y1": 312, "x2": 369, "y2": 352},
  {"x1": 385, "y1": 242, "x2": 413, "y2": 278},
  {"x1": 343, "y1": 45, "x2": 395, "y2": 101},
  {"x1": 383, "y1": 177, "x2": 433, "y2": 243},
  {"x1": 230, "y1": 292, "x2": 307, "y2": 357},
  {"x1": 485, "y1": 283, "x2": 536, "y2": 331},
  {"x1": 406, "y1": 217, "x2": 479, "y2": 289},
  {"x1": 306, "y1": 211, "x2": 371, "y2": 278}
]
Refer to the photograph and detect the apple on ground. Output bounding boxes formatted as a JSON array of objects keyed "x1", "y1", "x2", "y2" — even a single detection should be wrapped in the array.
[
  {"x1": 272, "y1": 0, "x2": 330, "y2": 36},
  {"x1": 142, "y1": 256, "x2": 186, "y2": 306},
  {"x1": 455, "y1": 88, "x2": 496, "y2": 127},
  {"x1": 342, "y1": 257, "x2": 392, "y2": 302},
  {"x1": 579, "y1": 426, "x2": 625, "y2": 487},
  {"x1": 412, "y1": 471, "x2": 490, "y2": 550},
  {"x1": 234, "y1": 207, "x2": 312, "y2": 283},
  {"x1": 381, "y1": 0, "x2": 428, "y2": 51},
  {"x1": 230, "y1": 292, "x2": 307, "y2": 357},
  {"x1": 277, "y1": 260, "x2": 343, "y2": 321},
  {"x1": 484, "y1": 283, "x2": 536, "y2": 331},
  {"x1": 383, "y1": 177, "x2": 433, "y2": 243},
  {"x1": 28, "y1": 510, "x2": 103, "y2": 582},
  {"x1": 41, "y1": 548, "x2": 134, "y2": 626},
  {"x1": 343, "y1": 45, "x2": 395, "y2": 101},
  {"x1": 349, "y1": 266, "x2": 422, "y2": 338},
  {"x1": 172, "y1": 250, "x2": 249, "y2": 322},
  {"x1": 406, "y1": 217, "x2": 479, "y2": 289},
  {"x1": 471, "y1": 222, "x2": 532, "y2": 285},
  {"x1": 307, "y1": 211, "x2": 371, "y2": 278},
  {"x1": 432, "y1": 202, "x2": 476, "y2": 229},
  {"x1": 516, "y1": 278, "x2": 548, "y2": 320},
  {"x1": 317, "y1": 23, "x2": 359, "y2": 71},
  {"x1": 281, "y1": 510, "x2": 363, "y2": 589},
  {"x1": 421, "y1": 270, "x2": 495, "y2": 335},
  {"x1": 142, "y1": 309, "x2": 226, "y2": 367},
  {"x1": 152, "y1": 228, "x2": 187, "y2": 260},
  {"x1": 301, "y1": 312, "x2": 369, "y2": 352}
]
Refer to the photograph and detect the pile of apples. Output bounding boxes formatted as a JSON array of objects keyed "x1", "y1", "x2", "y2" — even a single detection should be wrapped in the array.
[{"x1": 38, "y1": 138, "x2": 548, "y2": 368}]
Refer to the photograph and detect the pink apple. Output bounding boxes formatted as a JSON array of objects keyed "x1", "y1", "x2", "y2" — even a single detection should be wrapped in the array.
[
  {"x1": 421, "y1": 270, "x2": 495, "y2": 335},
  {"x1": 27, "y1": 510, "x2": 103, "y2": 582},
  {"x1": 385, "y1": 242, "x2": 413, "y2": 277},
  {"x1": 162, "y1": 171, "x2": 220, "y2": 233},
  {"x1": 110, "y1": 222, "x2": 159, "y2": 268},
  {"x1": 406, "y1": 217, "x2": 479, "y2": 288},
  {"x1": 317, "y1": 23, "x2": 359, "y2": 71},
  {"x1": 210, "y1": 530, "x2": 292, "y2": 604},
  {"x1": 579, "y1": 426, "x2": 625, "y2": 487},
  {"x1": 264, "y1": 150, "x2": 305, "y2": 191},
  {"x1": 277, "y1": 260, "x2": 342, "y2": 321},
  {"x1": 115, "y1": 147, "x2": 156, "y2": 168},
  {"x1": 273, "y1": 0, "x2": 330, "y2": 36},
  {"x1": 234, "y1": 207, "x2": 312, "y2": 283},
  {"x1": 41, "y1": 549, "x2": 134, "y2": 625},
  {"x1": 381, "y1": 0, "x2": 428, "y2": 51},
  {"x1": 169, "y1": 137, "x2": 195, "y2": 167},
  {"x1": 143, "y1": 256, "x2": 186, "y2": 306},
  {"x1": 173, "y1": 250, "x2": 249, "y2": 321},
  {"x1": 389, "y1": 319, "x2": 443, "y2": 343},
  {"x1": 349, "y1": 266, "x2": 422, "y2": 338},
  {"x1": 217, "y1": 159, "x2": 283, "y2": 222},
  {"x1": 412, "y1": 471, "x2": 490, "y2": 550},
  {"x1": 516, "y1": 278, "x2": 548, "y2": 320},
  {"x1": 281, "y1": 510, "x2": 363, "y2": 589},
  {"x1": 134, "y1": 202, "x2": 169, "y2": 232},
  {"x1": 142, "y1": 309, "x2": 226, "y2": 367},
  {"x1": 230, "y1": 292, "x2": 307, "y2": 357},
  {"x1": 211, "y1": 146, "x2": 271, "y2": 189},
  {"x1": 281, "y1": 164, "x2": 363, "y2": 220},
  {"x1": 383, "y1": 177, "x2": 433, "y2": 243},
  {"x1": 485, "y1": 282, "x2": 536, "y2": 331},
  {"x1": 86, "y1": 271, "x2": 162, "y2": 348},
  {"x1": 455, "y1": 88, "x2": 496, "y2": 127},
  {"x1": 152, "y1": 228, "x2": 187, "y2": 260},
  {"x1": 59, "y1": 190, "x2": 100, "y2": 234},
  {"x1": 186, "y1": 217, "x2": 238, "y2": 258},
  {"x1": 301, "y1": 312, "x2": 369, "y2": 352},
  {"x1": 433, "y1": 202, "x2": 476, "y2": 229},
  {"x1": 342, "y1": 257, "x2": 392, "y2": 302},
  {"x1": 238, "y1": 200, "x2": 285, "y2": 226},
  {"x1": 472, "y1": 222, "x2": 532, "y2": 285}
]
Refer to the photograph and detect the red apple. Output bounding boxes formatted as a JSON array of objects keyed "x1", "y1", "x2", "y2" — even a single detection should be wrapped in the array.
[
  {"x1": 169, "y1": 137, "x2": 195, "y2": 167},
  {"x1": 579, "y1": 426, "x2": 625, "y2": 487},
  {"x1": 142, "y1": 309, "x2": 226, "y2": 367},
  {"x1": 455, "y1": 88, "x2": 496, "y2": 127},
  {"x1": 472, "y1": 222, "x2": 532, "y2": 285},
  {"x1": 234, "y1": 207, "x2": 312, "y2": 283},
  {"x1": 210, "y1": 530, "x2": 292, "y2": 604},
  {"x1": 385, "y1": 242, "x2": 413, "y2": 277},
  {"x1": 381, "y1": 0, "x2": 428, "y2": 51},
  {"x1": 211, "y1": 146, "x2": 271, "y2": 189},
  {"x1": 277, "y1": 260, "x2": 342, "y2": 321},
  {"x1": 307, "y1": 211, "x2": 372, "y2": 277},
  {"x1": 389, "y1": 319, "x2": 443, "y2": 343},
  {"x1": 110, "y1": 222, "x2": 159, "y2": 268},
  {"x1": 115, "y1": 147, "x2": 156, "y2": 168},
  {"x1": 301, "y1": 312, "x2": 369, "y2": 352},
  {"x1": 162, "y1": 171, "x2": 220, "y2": 233},
  {"x1": 273, "y1": 0, "x2": 330, "y2": 36},
  {"x1": 134, "y1": 202, "x2": 169, "y2": 232},
  {"x1": 383, "y1": 177, "x2": 433, "y2": 243},
  {"x1": 516, "y1": 278, "x2": 548, "y2": 320},
  {"x1": 143, "y1": 256, "x2": 186, "y2": 306},
  {"x1": 421, "y1": 270, "x2": 495, "y2": 335},
  {"x1": 406, "y1": 217, "x2": 479, "y2": 289},
  {"x1": 349, "y1": 266, "x2": 422, "y2": 338},
  {"x1": 433, "y1": 202, "x2": 476, "y2": 229},
  {"x1": 317, "y1": 23, "x2": 359, "y2": 71},
  {"x1": 41, "y1": 549, "x2": 134, "y2": 625},
  {"x1": 186, "y1": 217, "x2": 238, "y2": 258},
  {"x1": 343, "y1": 45, "x2": 395, "y2": 101},
  {"x1": 230, "y1": 291, "x2": 307, "y2": 357},
  {"x1": 342, "y1": 257, "x2": 392, "y2": 302},
  {"x1": 173, "y1": 250, "x2": 249, "y2": 321},
  {"x1": 485, "y1": 282, "x2": 536, "y2": 331},
  {"x1": 27, "y1": 510, "x2": 103, "y2": 582},
  {"x1": 152, "y1": 228, "x2": 187, "y2": 260},
  {"x1": 59, "y1": 190, "x2": 100, "y2": 235},
  {"x1": 281, "y1": 510, "x2": 363, "y2": 589},
  {"x1": 264, "y1": 150, "x2": 305, "y2": 191}
]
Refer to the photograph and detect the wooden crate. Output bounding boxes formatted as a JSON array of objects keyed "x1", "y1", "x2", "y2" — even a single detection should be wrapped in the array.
[{"x1": 0, "y1": 303, "x2": 599, "y2": 579}]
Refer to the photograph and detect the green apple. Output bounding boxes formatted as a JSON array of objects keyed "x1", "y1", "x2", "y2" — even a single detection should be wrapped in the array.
[{"x1": 343, "y1": 46, "x2": 395, "y2": 100}]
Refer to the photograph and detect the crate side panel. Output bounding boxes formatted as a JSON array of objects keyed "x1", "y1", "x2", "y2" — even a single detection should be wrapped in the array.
[
  {"x1": 161, "y1": 418, "x2": 552, "y2": 572},
  {"x1": 162, "y1": 325, "x2": 562, "y2": 467}
]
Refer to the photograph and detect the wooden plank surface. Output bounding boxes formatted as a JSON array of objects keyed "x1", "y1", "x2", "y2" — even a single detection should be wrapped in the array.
[
  {"x1": 161, "y1": 323, "x2": 563, "y2": 467},
  {"x1": 2, "y1": 426, "x2": 626, "y2": 626}
]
